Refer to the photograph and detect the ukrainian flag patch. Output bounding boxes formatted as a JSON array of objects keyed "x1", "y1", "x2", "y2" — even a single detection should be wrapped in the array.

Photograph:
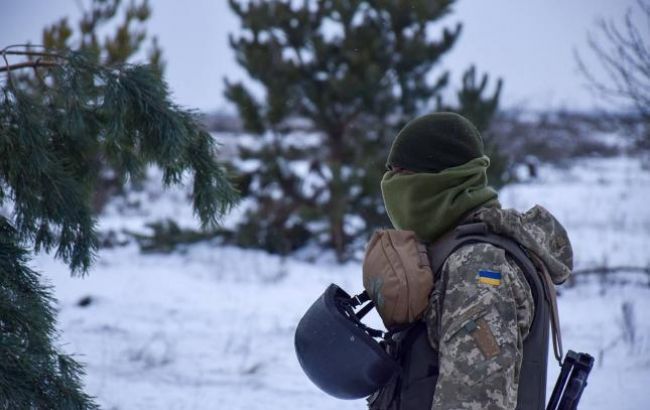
[{"x1": 478, "y1": 270, "x2": 502, "y2": 286}]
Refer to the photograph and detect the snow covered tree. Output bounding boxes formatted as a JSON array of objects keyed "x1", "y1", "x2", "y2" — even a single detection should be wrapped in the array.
[
  {"x1": 225, "y1": 0, "x2": 501, "y2": 261},
  {"x1": 0, "y1": 46, "x2": 237, "y2": 407}
]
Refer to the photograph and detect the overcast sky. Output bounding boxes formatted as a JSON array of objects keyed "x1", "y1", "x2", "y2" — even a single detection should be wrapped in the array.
[{"x1": 2, "y1": 0, "x2": 637, "y2": 112}]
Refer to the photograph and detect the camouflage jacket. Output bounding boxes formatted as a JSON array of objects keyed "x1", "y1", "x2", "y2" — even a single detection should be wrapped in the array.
[{"x1": 425, "y1": 205, "x2": 572, "y2": 410}]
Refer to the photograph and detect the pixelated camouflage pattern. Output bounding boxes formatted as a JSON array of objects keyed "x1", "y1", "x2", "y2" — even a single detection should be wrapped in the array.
[
  {"x1": 472, "y1": 205, "x2": 573, "y2": 284},
  {"x1": 425, "y1": 242, "x2": 534, "y2": 410},
  {"x1": 367, "y1": 204, "x2": 571, "y2": 410}
]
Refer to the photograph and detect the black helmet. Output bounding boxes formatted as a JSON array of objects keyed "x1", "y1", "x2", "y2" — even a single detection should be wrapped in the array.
[{"x1": 294, "y1": 284, "x2": 399, "y2": 399}]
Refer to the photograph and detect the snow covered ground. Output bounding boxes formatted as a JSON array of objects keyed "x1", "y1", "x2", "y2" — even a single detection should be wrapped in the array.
[{"x1": 36, "y1": 155, "x2": 650, "y2": 410}]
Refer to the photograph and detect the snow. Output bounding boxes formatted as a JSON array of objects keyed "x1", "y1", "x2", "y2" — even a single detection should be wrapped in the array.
[{"x1": 35, "y1": 155, "x2": 650, "y2": 409}]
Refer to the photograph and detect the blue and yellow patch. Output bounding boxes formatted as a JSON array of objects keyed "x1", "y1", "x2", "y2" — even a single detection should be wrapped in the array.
[{"x1": 478, "y1": 270, "x2": 502, "y2": 286}]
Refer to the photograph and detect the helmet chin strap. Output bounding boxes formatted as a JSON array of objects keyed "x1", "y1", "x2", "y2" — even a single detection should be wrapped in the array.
[
  {"x1": 349, "y1": 291, "x2": 375, "y2": 320},
  {"x1": 338, "y1": 292, "x2": 386, "y2": 338}
]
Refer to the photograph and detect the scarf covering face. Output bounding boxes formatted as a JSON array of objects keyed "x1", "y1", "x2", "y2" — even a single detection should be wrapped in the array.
[{"x1": 381, "y1": 156, "x2": 498, "y2": 242}]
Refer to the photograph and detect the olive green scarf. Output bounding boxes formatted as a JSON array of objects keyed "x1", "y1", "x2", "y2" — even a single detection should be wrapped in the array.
[{"x1": 381, "y1": 156, "x2": 498, "y2": 242}]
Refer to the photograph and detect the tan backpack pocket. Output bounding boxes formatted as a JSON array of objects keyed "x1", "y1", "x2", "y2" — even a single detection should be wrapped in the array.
[{"x1": 362, "y1": 230, "x2": 434, "y2": 330}]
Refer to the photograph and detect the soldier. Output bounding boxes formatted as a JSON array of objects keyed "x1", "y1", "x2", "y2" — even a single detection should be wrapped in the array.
[{"x1": 371, "y1": 112, "x2": 572, "y2": 410}]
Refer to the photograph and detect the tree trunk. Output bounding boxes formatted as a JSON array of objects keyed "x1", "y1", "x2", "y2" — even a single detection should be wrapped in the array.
[
  {"x1": 328, "y1": 162, "x2": 347, "y2": 263},
  {"x1": 328, "y1": 131, "x2": 347, "y2": 262},
  {"x1": 331, "y1": 212, "x2": 346, "y2": 263}
]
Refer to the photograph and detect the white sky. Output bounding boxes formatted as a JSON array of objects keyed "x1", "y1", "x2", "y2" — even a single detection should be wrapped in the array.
[{"x1": 1, "y1": 0, "x2": 637, "y2": 112}]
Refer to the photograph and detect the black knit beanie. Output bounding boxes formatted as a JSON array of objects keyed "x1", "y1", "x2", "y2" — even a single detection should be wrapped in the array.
[{"x1": 386, "y1": 112, "x2": 485, "y2": 173}]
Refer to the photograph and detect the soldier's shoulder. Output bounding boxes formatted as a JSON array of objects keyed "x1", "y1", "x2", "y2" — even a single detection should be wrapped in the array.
[
  {"x1": 441, "y1": 242, "x2": 529, "y2": 292},
  {"x1": 443, "y1": 241, "x2": 510, "y2": 271}
]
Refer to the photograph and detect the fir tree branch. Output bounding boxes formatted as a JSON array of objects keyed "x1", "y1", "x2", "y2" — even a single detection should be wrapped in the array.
[
  {"x1": 0, "y1": 4, "x2": 178, "y2": 404},
  {"x1": 1, "y1": 48, "x2": 238, "y2": 274},
  {"x1": 0, "y1": 217, "x2": 99, "y2": 409}
]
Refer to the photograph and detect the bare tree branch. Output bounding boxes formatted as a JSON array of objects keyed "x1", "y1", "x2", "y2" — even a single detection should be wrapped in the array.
[
  {"x1": 575, "y1": 1, "x2": 650, "y2": 119},
  {"x1": 0, "y1": 60, "x2": 60, "y2": 73},
  {"x1": 3, "y1": 50, "x2": 63, "y2": 59},
  {"x1": 573, "y1": 266, "x2": 650, "y2": 276}
]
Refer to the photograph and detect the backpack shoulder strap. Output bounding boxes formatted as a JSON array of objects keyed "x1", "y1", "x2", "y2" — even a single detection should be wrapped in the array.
[
  {"x1": 426, "y1": 222, "x2": 551, "y2": 410},
  {"x1": 427, "y1": 222, "x2": 490, "y2": 274}
]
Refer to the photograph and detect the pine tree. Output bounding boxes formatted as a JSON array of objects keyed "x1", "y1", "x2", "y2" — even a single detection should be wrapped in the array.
[
  {"x1": 0, "y1": 46, "x2": 237, "y2": 407},
  {"x1": 225, "y1": 0, "x2": 502, "y2": 261},
  {"x1": 16, "y1": 0, "x2": 165, "y2": 212},
  {"x1": 40, "y1": 0, "x2": 163, "y2": 73}
]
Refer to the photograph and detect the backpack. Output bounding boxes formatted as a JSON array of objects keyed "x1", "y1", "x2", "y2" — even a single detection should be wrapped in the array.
[
  {"x1": 363, "y1": 222, "x2": 561, "y2": 410},
  {"x1": 362, "y1": 230, "x2": 433, "y2": 330}
]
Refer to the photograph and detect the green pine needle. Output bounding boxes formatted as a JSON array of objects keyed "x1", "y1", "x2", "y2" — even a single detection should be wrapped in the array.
[{"x1": 0, "y1": 47, "x2": 238, "y2": 408}]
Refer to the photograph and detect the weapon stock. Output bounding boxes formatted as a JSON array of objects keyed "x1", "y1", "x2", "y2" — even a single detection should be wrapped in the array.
[{"x1": 546, "y1": 350, "x2": 594, "y2": 410}]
